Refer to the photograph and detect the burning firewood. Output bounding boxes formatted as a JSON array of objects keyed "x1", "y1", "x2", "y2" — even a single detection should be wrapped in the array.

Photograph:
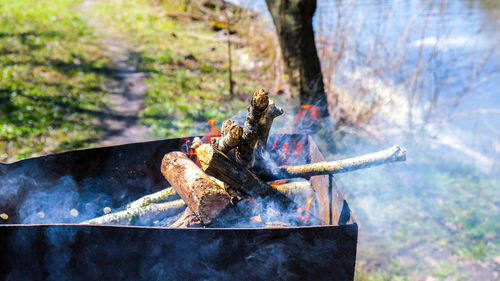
[
  {"x1": 260, "y1": 145, "x2": 407, "y2": 180},
  {"x1": 81, "y1": 199, "x2": 186, "y2": 225},
  {"x1": 195, "y1": 143, "x2": 323, "y2": 225},
  {"x1": 161, "y1": 151, "x2": 231, "y2": 225},
  {"x1": 213, "y1": 120, "x2": 243, "y2": 153},
  {"x1": 235, "y1": 88, "x2": 269, "y2": 166},
  {"x1": 126, "y1": 187, "x2": 178, "y2": 209},
  {"x1": 259, "y1": 98, "x2": 283, "y2": 149}
]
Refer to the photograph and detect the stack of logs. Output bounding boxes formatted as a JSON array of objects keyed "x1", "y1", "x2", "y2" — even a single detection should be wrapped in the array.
[{"x1": 82, "y1": 89, "x2": 406, "y2": 227}]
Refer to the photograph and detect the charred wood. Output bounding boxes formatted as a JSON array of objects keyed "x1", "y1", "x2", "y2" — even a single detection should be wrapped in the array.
[
  {"x1": 196, "y1": 144, "x2": 322, "y2": 225},
  {"x1": 235, "y1": 89, "x2": 269, "y2": 166}
]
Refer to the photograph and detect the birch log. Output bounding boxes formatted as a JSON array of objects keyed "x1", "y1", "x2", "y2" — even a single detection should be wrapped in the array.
[{"x1": 161, "y1": 151, "x2": 230, "y2": 224}]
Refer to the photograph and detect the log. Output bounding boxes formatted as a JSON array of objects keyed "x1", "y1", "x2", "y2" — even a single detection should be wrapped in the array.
[
  {"x1": 196, "y1": 144, "x2": 322, "y2": 225},
  {"x1": 169, "y1": 208, "x2": 201, "y2": 228},
  {"x1": 259, "y1": 98, "x2": 283, "y2": 149},
  {"x1": 126, "y1": 187, "x2": 178, "y2": 209},
  {"x1": 273, "y1": 180, "x2": 313, "y2": 197},
  {"x1": 81, "y1": 199, "x2": 186, "y2": 225},
  {"x1": 161, "y1": 151, "x2": 231, "y2": 224},
  {"x1": 235, "y1": 89, "x2": 269, "y2": 166},
  {"x1": 261, "y1": 145, "x2": 407, "y2": 180},
  {"x1": 214, "y1": 120, "x2": 243, "y2": 153}
]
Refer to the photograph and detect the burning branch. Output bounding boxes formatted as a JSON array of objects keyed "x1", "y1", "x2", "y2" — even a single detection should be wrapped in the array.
[
  {"x1": 126, "y1": 187, "x2": 178, "y2": 209},
  {"x1": 81, "y1": 199, "x2": 186, "y2": 225},
  {"x1": 235, "y1": 88, "x2": 269, "y2": 166},
  {"x1": 259, "y1": 98, "x2": 284, "y2": 149},
  {"x1": 263, "y1": 145, "x2": 407, "y2": 179},
  {"x1": 213, "y1": 120, "x2": 243, "y2": 153},
  {"x1": 196, "y1": 143, "x2": 323, "y2": 225}
]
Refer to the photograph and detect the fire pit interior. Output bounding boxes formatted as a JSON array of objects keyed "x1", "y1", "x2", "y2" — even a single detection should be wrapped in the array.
[{"x1": 0, "y1": 133, "x2": 358, "y2": 280}]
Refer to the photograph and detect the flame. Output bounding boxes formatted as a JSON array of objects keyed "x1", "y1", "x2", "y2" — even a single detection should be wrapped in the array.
[
  {"x1": 282, "y1": 142, "x2": 289, "y2": 158},
  {"x1": 294, "y1": 105, "x2": 321, "y2": 124},
  {"x1": 272, "y1": 138, "x2": 278, "y2": 150},
  {"x1": 250, "y1": 215, "x2": 262, "y2": 223},
  {"x1": 269, "y1": 179, "x2": 288, "y2": 189},
  {"x1": 207, "y1": 119, "x2": 219, "y2": 137},
  {"x1": 295, "y1": 140, "x2": 303, "y2": 154},
  {"x1": 183, "y1": 119, "x2": 221, "y2": 164},
  {"x1": 295, "y1": 195, "x2": 315, "y2": 224}
]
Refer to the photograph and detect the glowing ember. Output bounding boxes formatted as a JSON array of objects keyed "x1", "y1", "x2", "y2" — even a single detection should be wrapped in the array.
[
  {"x1": 295, "y1": 195, "x2": 315, "y2": 223},
  {"x1": 295, "y1": 140, "x2": 303, "y2": 154},
  {"x1": 250, "y1": 215, "x2": 262, "y2": 223},
  {"x1": 269, "y1": 179, "x2": 289, "y2": 189},
  {"x1": 283, "y1": 142, "x2": 289, "y2": 158}
]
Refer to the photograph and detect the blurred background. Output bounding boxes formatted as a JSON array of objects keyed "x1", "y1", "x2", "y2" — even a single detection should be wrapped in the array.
[{"x1": 1, "y1": 0, "x2": 499, "y2": 280}]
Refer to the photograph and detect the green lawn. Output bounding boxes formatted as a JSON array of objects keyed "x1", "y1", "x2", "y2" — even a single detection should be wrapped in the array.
[
  {"x1": 333, "y1": 143, "x2": 500, "y2": 280},
  {"x1": 1, "y1": 0, "x2": 273, "y2": 162},
  {"x1": 89, "y1": 0, "x2": 270, "y2": 137},
  {"x1": 0, "y1": 0, "x2": 113, "y2": 162}
]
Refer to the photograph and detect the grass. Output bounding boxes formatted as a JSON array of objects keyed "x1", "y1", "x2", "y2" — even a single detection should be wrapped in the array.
[
  {"x1": 0, "y1": 0, "x2": 113, "y2": 162},
  {"x1": 88, "y1": 0, "x2": 273, "y2": 137},
  {"x1": 332, "y1": 141, "x2": 500, "y2": 280},
  {"x1": 1, "y1": 0, "x2": 276, "y2": 161}
]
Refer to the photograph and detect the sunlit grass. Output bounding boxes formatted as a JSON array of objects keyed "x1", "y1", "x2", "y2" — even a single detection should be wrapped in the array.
[
  {"x1": 89, "y1": 0, "x2": 264, "y2": 137},
  {"x1": 0, "y1": 0, "x2": 112, "y2": 162}
]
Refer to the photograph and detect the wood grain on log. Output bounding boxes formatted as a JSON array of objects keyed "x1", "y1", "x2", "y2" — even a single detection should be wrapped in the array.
[
  {"x1": 259, "y1": 98, "x2": 283, "y2": 149},
  {"x1": 126, "y1": 187, "x2": 178, "y2": 209},
  {"x1": 260, "y1": 145, "x2": 407, "y2": 180},
  {"x1": 235, "y1": 89, "x2": 269, "y2": 166},
  {"x1": 81, "y1": 199, "x2": 186, "y2": 225},
  {"x1": 161, "y1": 151, "x2": 230, "y2": 224},
  {"x1": 214, "y1": 120, "x2": 243, "y2": 153}
]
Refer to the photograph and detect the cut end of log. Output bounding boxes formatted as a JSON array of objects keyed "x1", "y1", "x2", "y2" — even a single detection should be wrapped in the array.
[
  {"x1": 229, "y1": 123, "x2": 243, "y2": 139},
  {"x1": 199, "y1": 187, "x2": 231, "y2": 224},
  {"x1": 392, "y1": 145, "x2": 407, "y2": 162},
  {"x1": 221, "y1": 120, "x2": 235, "y2": 136},
  {"x1": 252, "y1": 88, "x2": 269, "y2": 112},
  {"x1": 196, "y1": 143, "x2": 214, "y2": 171},
  {"x1": 161, "y1": 151, "x2": 230, "y2": 225}
]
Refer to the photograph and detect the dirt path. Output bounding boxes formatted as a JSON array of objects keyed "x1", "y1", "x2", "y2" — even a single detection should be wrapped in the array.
[{"x1": 80, "y1": 0, "x2": 153, "y2": 146}]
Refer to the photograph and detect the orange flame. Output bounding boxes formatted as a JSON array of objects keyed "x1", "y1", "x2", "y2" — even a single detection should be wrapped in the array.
[
  {"x1": 202, "y1": 119, "x2": 220, "y2": 143},
  {"x1": 294, "y1": 105, "x2": 321, "y2": 124},
  {"x1": 269, "y1": 179, "x2": 288, "y2": 189},
  {"x1": 282, "y1": 142, "x2": 289, "y2": 158}
]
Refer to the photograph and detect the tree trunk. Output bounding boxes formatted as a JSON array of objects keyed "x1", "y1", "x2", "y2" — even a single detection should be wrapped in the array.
[{"x1": 265, "y1": 0, "x2": 328, "y2": 117}]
